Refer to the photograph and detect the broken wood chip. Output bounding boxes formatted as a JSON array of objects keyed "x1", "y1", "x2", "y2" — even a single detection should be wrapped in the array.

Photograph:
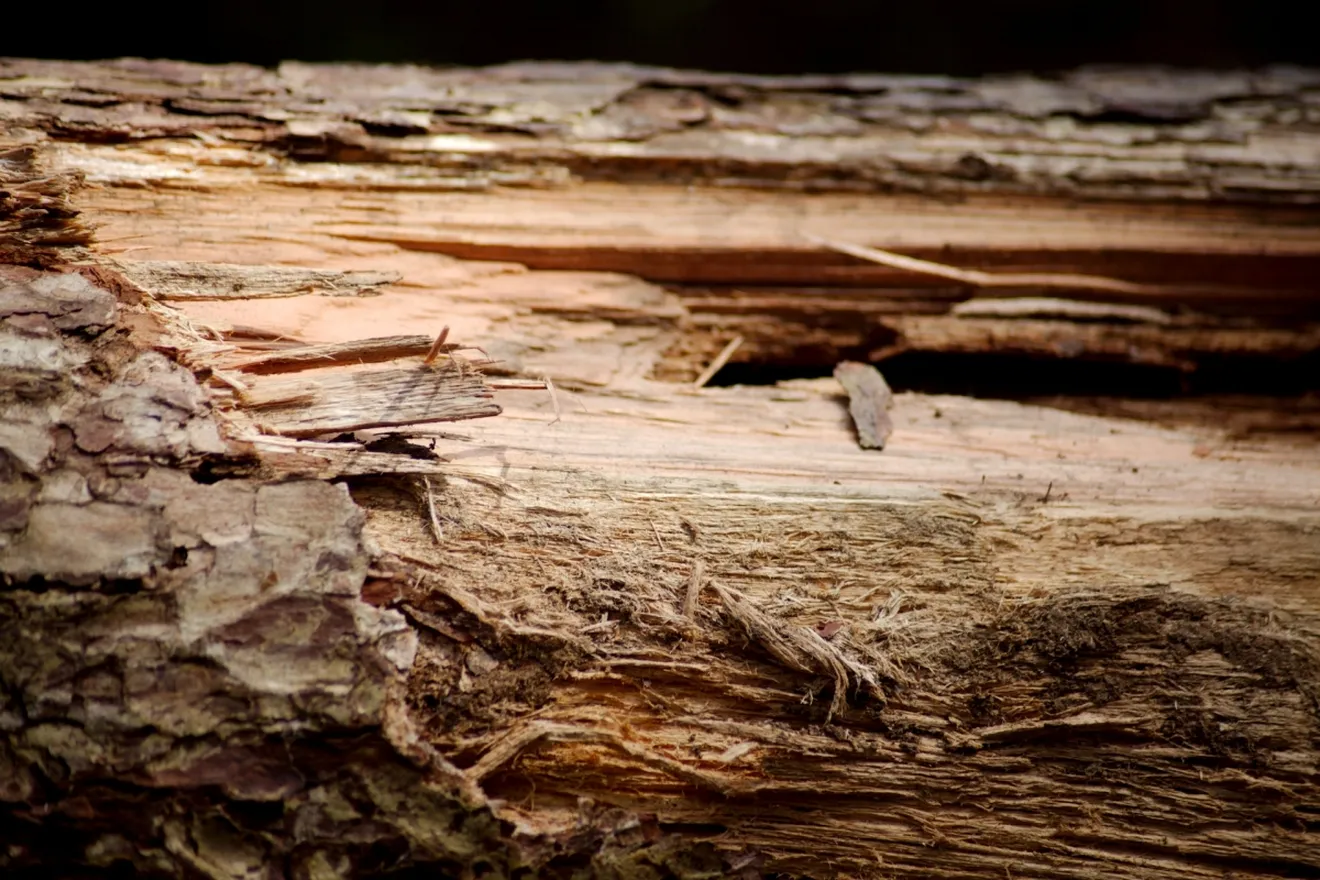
[
  {"x1": 222, "y1": 334, "x2": 441, "y2": 373},
  {"x1": 833, "y1": 361, "x2": 894, "y2": 451},
  {"x1": 240, "y1": 364, "x2": 501, "y2": 436},
  {"x1": 0, "y1": 143, "x2": 92, "y2": 262}
]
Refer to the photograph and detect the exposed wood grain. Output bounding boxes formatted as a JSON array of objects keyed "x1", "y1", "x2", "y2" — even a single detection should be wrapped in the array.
[
  {"x1": 357, "y1": 382, "x2": 1320, "y2": 879},
  {"x1": 235, "y1": 363, "x2": 500, "y2": 436},
  {"x1": 223, "y1": 333, "x2": 435, "y2": 371}
]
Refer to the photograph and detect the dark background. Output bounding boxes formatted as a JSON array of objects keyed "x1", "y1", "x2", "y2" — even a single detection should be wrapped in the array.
[{"x1": 3, "y1": 0, "x2": 1315, "y2": 74}]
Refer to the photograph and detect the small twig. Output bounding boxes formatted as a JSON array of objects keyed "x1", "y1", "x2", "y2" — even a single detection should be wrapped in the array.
[
  {"x1": 237, "y1": 433, "x2": 364, "y2": 451},
  {"x1": 683, "y1": 559, "x2": 705, "y2": 619},
  {"x1": 542, "y1": 373, "x2": 562, "y2": 425},
  {"x1": 422, "y1": 326, "x2": 451, "y2": 366},
  {"x1": 692, "y1": 334, "x2": 744, "y2": 389},
  {"x1": 208, "y1": 368, "x2": 250, "y2": 395},
  {"x1": 804, "y1": 233, "x2": 1225, "y2": 299},
  {"x1": 648, "y1": 519, "x2": 666, "y2": 552},
  {"x1": 951, "y1": 296, "x2": 1172, "y2": 324},
  {"x1": 422, "y1": 476, "x2": 444, "y2": 544}
]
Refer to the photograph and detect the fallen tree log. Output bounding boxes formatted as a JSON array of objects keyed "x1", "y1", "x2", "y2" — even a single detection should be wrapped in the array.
[{"x1": 1, "y1": 59, "x2": 1318, "y2": 879}]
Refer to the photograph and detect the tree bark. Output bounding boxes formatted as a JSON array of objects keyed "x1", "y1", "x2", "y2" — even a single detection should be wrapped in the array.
[{"x1": 1, "y1": 60, "x2": 1318, "y2": 879}]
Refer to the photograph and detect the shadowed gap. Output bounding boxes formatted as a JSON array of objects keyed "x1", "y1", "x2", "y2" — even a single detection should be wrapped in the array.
[{"x1": 706, "y1": 351, "x2": 1320, "y2": 401}]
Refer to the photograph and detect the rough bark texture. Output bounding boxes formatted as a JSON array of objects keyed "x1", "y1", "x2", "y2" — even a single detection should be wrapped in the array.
[{"x1": 1, "y1": 60, "x2": 1318, "y2": 880}]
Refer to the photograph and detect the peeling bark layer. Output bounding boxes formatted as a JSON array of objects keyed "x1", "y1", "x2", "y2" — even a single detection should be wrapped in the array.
[
  {"x1": 4, "y1": 59, "x2": 1320, "y2": 202},
  {"x1": 0, "y1": 267, "x2": 470, "y2": 875}
]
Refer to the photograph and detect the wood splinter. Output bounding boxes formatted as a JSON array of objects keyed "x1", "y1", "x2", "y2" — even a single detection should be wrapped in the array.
[
  {"x1": 422, "y1": 476, "x2": 444, "y2": 545},
  {"x1": 422, "y1": 326, "x2": 451, "y2": 366},
  {"x1": 803, "y1": 232, "x2": 1245, "y2": 299},
  {"x1": 693, "y1": 334, "x2": 744, "y2": 389},
  {"x1": 542, "y1": 372, "x2": 562, "y2": 425},
  {"x1": 683, "y1": 559, "x2": 705, "y2": 619}
]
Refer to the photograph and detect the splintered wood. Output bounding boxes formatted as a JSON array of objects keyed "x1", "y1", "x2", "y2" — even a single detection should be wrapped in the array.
[
  {"x1": 0, "y1": 143, "x2": 92, "y2": 264},
  {"x1": 129, "y1": 272, "x2": 512, "y2": 453}
]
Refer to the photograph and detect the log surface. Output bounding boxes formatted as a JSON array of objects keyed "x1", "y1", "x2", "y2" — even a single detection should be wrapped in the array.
[{"x1": 1, "y1": 60, "x2": 1318, "y2": 880}]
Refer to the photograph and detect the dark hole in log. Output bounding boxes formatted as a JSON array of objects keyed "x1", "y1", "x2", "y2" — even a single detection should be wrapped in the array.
[{"x1": 706, "y1": 351, "x2": 1320, "y2": 401}]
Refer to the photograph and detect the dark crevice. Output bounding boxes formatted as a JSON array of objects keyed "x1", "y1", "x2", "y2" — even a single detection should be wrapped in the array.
[
  {"x1": 189, "y1": 456, "x2": 258, "y2": 484},
  {"x1": 707, "y1": 351, "x2": 1320, "y2": 401},
  {"x1": 0, "y1": 575, "x2": 147, "y2": 595}
]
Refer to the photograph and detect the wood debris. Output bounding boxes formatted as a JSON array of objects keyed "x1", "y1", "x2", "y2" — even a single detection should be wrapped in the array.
[
  {"x1": 834, "y1": 361, "x2": 895, "y2": 450},
  {"x1": 422, "y1": 326, "x2": 451, "y2": 365}
]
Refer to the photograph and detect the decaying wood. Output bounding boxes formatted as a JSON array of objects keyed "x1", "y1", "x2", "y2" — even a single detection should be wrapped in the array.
[
  {"x1": 5, "y1": 53, "x2": 1314, "y2": 379},
  {"x1": 2, "y1": 59, "x2": 1319, "y2": 880},
  {"x1": 0, "y1": 144, "x2": 91, "y2": 265}
]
